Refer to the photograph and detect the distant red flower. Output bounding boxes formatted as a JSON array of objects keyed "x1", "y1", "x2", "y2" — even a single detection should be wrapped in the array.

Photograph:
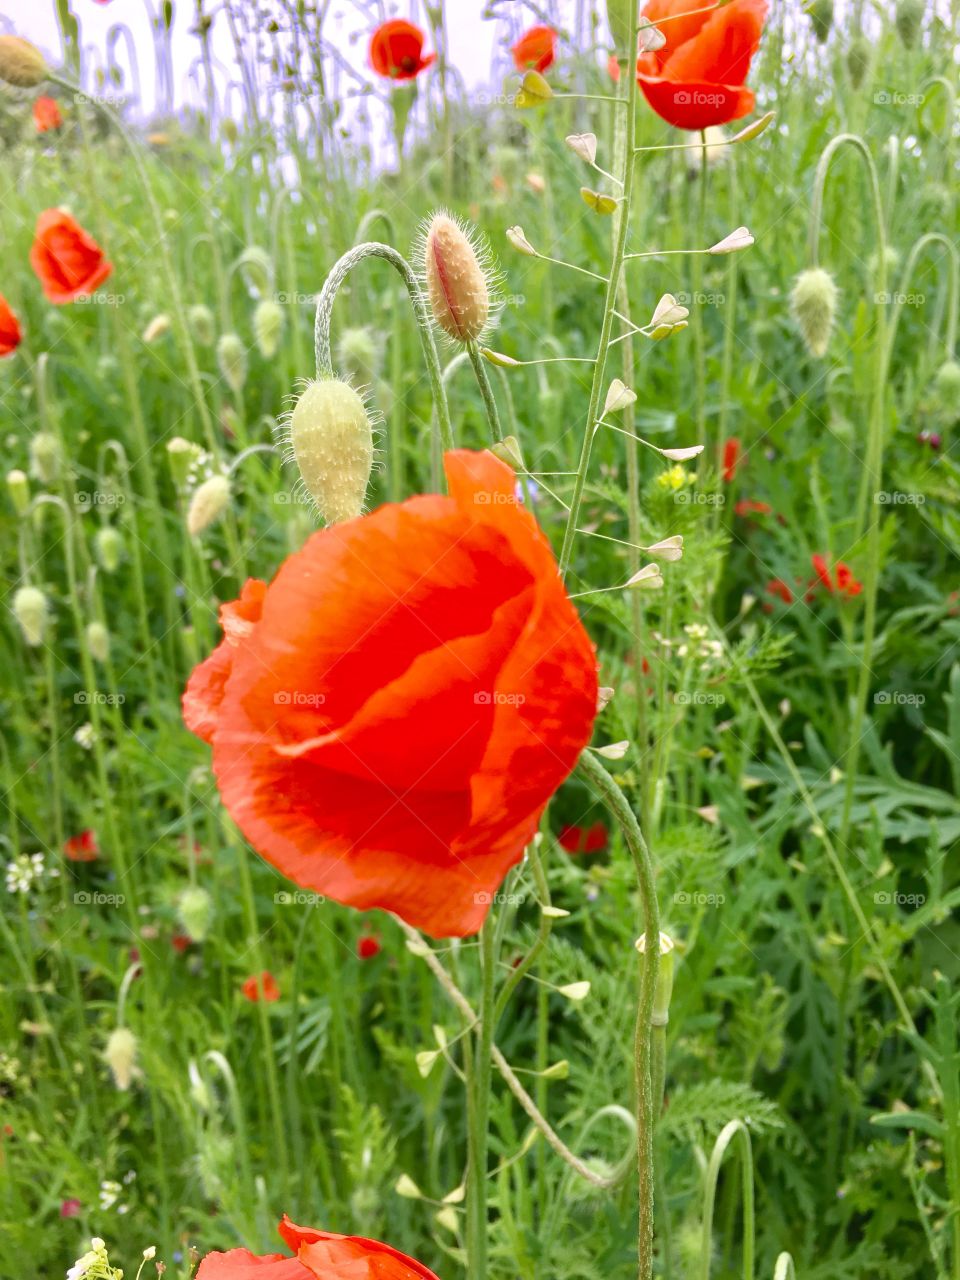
[
  {"x1": 558, "y1": 821, "x2": 608, "y2": 855},
  {"x1": 64, "y1": 829, "x2": 99, "y2": 862},
  {"x1": 811, "y1": 553, "x2": 862, "y2": 597},
  {"x1": 33, "y1": 96, "x2": 62, "y2": 133},
  {"x1": 171, "y1": 933, "x2": 192, "y2": 953},
  {"x1": 607, "y1": 53, "x2": 621, "y2": 81},
  {"x1": 637, "y1": 0, "x2": 769, "y2": 130},
  {"x1": 369, "y1": 20, "x2": 435, "y2": 81},
  {"x1": 765, "y1": 578, "x2": 793, "y2": 605},
  {"x1": 512, "y1": 26, "x2": 557, "y2": 73},
  {"x1": 29, "y1": 209, "x2": 112, "y2": 305},
  {"x1": 357, "y1": 934, "x2": 381, "y2": 960},
  {"x1": 735, "y1": 499, "x2": 771, "y2": 517},
  {"x1": 183, "y1": 450, "x2": 598, "y2": 940},
  {"x1": 60, "y1": 1198, "x2": 82, "y2": 1219},
  {"x1": 722, "y1": 438, "x2": 742, "y2": 483},
  {"x1": 0, "y1": 294, "x2": 21, "y2": 357},
  {"x1": 242, "y1": 971, "x2": 280, "y2": 1003}
]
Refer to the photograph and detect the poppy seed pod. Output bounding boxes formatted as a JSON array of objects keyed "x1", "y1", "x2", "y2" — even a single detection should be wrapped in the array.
[
  {"x1": 253, "y1": 299, "x2": 284, "y2": 358},
  {"x1": 29, "y1": 432, "x2": 61, "y2": 485},
  {"x1": 86, "y1": 621, "x2": 110, "y2": 664},
  {"x1": 188, "y1": 304, "x2": 216, "y2": 347},
  {"x1": 13, "y1": 586, "x2": 48, "y2": 647},
  {"x1": 6, "y1": 469, "x2": 29, "y2": 515},
  {"x1": 422, "y1": 212, "x2": 492, "y2": 344},
  {"x1": 790, "y1": 267, "x2": 838, "y2": 358},
  {"x1": 216, "y1": 334, "x2": 247, "y2": 395},
  {"x1": 104, "y1": 1026, "x2": 138, "y2": 1091},
  {"x1": 187, "y1": 475, "x2": 231, "y2": 537},
  {"x1": 0, "y1": 35, "x2": 48, "y2": 87},
  {"x1": 287, "y1": 379, "x2": 374, "y2": 525},
  {"x1": 177, "y1": 884, "x2": 214, "y2": 942},
  {"x1": 95, "y1": 527, "x2": 123, "y2": 572}
]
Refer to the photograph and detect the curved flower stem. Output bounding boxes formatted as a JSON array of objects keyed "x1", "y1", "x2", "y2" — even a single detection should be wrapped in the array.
[
  {"x1": 467, "y1": 342, "x2": 504, "y2": 444},
  {"x1": 312, "y1": 242, "x2": 454, "y2": 469},
  {"x1": 558, "y1": 0, "x2": 641, "y2": 580},
  {"x1": 698, "y1": 1120, "x2": 754, "y2": 1280},
  {"x1": 577, "y1": 749, "x2": 660, "y2": 1280},
  {"x1": 884, "y1": 233, "x2": 959, "y2": 362}
]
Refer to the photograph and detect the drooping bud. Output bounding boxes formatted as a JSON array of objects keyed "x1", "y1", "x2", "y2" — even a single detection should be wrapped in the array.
[
  {"x1": 29, "y1": 431, "x2": 61, "y2": 485},
  {"x1": 0, "y1": 35, "x2": 48, "y2": 88},
  {"x1": 237, "y1": 246, "x2": 273, "y2": 298},
  {"x1": 6, "y1": 469, "x2": 29, "y2": 515},
  {"x1": 188, "y1": 304, "x2": 216, "y2": 346},
  {"x1": 187, "y1": 474, "x2": 231, "y2": 537},
  {"x1": 86, "y1": 620, "x2": 110, "y2": 663},
  {"x1": 846, "y1": 37, "x2": 870, "y2": 88},
  {"x1": 104, "y1": 1026, "x2": 138, "y2": 1091},
  {"x1": 13, "y1": 585, "x2": 48, "y2": 647},
  {"x1": 95, "y1": 527, "x2": 123, "y2": 572},
  {"x1": 934, "y1": 359, "x2": 960, "y2": 405},
  {"x1": 216, "y1": 334, "x2": 247, "y2": 394},
  {"x1": 805, "y1": 0, "x2": 833, "y2": 43},
  {"x1": 177, "y1": 885, "x2": 214, "y2": 943},
  {"x1": 894, "y1": 0, "x2": 923, "y2": 46},
  {"x1": 287, "y1": 379, "x2": 374, "y2": 525},
  {"x1": 790, "y1": 267, "x2": 838, "y2": 358},
  {"x1": 166, "y1": 436, "x2": 203, "y2": 488},
  {"x1": 142, "y1": 313, "x2": 171, "y2": 344},
  {"x1": 423, "y1": 212, "x2": 491, "y2": 344},
  {"x1": 336, "y1": 327, "x2": 381, "y2": 386},
  {"x1": 253, "y1": 299, "x2": 284, "y2": 358}
]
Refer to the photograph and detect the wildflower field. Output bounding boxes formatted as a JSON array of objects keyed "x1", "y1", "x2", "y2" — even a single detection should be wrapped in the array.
[{"x1": 1, "y1": 0, "x2": 959, "y2": 1277}]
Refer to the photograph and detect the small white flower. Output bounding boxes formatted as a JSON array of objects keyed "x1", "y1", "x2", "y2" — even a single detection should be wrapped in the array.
[{"x1": 74, "y1": 724, "x2": 97, "y2": 750}]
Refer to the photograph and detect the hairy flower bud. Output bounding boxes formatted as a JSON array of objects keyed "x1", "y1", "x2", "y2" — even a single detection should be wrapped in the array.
[
  {"x1": 187, "y1": 474, "x2": 231, "y2": 537},
  {"x1": 95, "y1": 527, "x2": 123, "y2": 572},
  {"x1": 188, "y1": 304, "x2": 215, "y2": 347},
  {"x1": 104, "y1": 1026, "x2": 138, "y2": 1091},
  {"x1": 287, "y1": 378, "x2": 374, "y2": 525},
  {"x1": 217, "y1": 334, "x2": 247, "y2": 395},
  {"x1": 253, "y1": 299, "x2": 284, "y2": 358},
  {"x1": 790, "y1": 267, "x2": 838, "y2": 358},
  {"x1": 142, "y1": 313, "x2": 171, "y2": 344},
  {"x1": 177, "y1": 884, "x2": 214, "y2": 942},
  {"x1": 29, "y1": 431, "x2": 61, "y2": 485},
  {"x1": 86, "y1": 620, "x2": 110, "y2": 663},
  {"x1": 6, "y1": 469, "x2": 29, "y2": 515},
  {"x1": 423, "y1": 212, "x2": 491, "y2": 344},
  {"x1": 0, "y1": 35, "x2": 48, "y2": 87},
  {"x1": 13, "y1": 585, "x2": 48, "y2": 647}
]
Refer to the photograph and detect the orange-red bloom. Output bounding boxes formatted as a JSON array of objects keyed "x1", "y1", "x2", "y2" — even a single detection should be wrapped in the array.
[
  {"x1": 637, "y1": 0, "x2": 768, "y2": 130},
  {"x1": 197, "y1": 1216, "x2": 440, "y2": 1280},
  {"x1": 0, "y1": 294, "x2": 21, "y2": 357},
  {"x1": 357, "y1": 933, "x2": 381, "y2": 960},
  {"x1": 735, "y1": 498, "x2": 771, "y2": 517},
  {"x1": 512, "y1": 26, "x2": 557, "y2": 73},
  {"x1": 369, "y1": 20, "x2": 435, "y2": 81},
  {"x1": 722, "y1": 437, "x2": 743, "y2": 483},
  {"x1": 812, "y1": 553, "x2": 862, "y2": 597},
  {"x1": 241, "y1": 971, "x2": 280, "y2": 1002},
  {"x1": 558, "y1": 821, "x2": 608, "y2": 854},
  {"x1": 765, "y1": 578, "x2": 793, "y2": 605},
  {"x1": 33, "y1": 96, "x2": 62, "y2": 132},
  {"x1": 64, "y1": 829, "x2": 99, "y2": 862},
  {"x1": 183, "y1": 450, "x2": 598, "y2": 939},
  {"x1": 29, "y1": 209, "x2": 112, "y2": 305}
]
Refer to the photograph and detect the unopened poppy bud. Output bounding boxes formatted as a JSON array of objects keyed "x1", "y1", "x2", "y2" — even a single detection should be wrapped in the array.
[
  {"x1": 934, "y1": 359, "x2": 960, "y2": 404},
  {"x1": 6, "y1": 469, "x2": 29, "y2": 515},
  {"x1": 221, "y1": 117, "x2": 239, "y2": 144},
  {"x1": 86, "y1": 620, "x2": 110, "y2": 663},
  {"x1": 142, "y1": 313, "x2": 171, "y2": 344},
  {"x1": 104, "y1": 1026, "x2": 138, "y2": 1091},
  {"x1": 187, "y1": 474, "x2": 231, "y2": 537},
  {"x1": 188, "y1": 304, "x2": 215, "y2": 347},
  {"x1": 94, "y1": 527, "x2": 123, "y2": 572},
  {"x1": 237, "y1": 246, "x2": 273, "y2": 297},
  {"x1": 422, "y1": 212, "x2": 491, "y2": 344},
  {"x1": 217, "y1": 334, "x2": 247, "y2": 394},
  {"x1": 894, "y1": 0, "x2": 923, "y2": 46},
  {"x1": 806, "y1": 0, "x2": 833, "y2": 42},
  {"x1": 13, "y1": 585, "x2": 48, "y2": 647},
  {"x1": 177, "y1": 884, "x2": 214, "y2": 942},
  {"x1": 287, "y1": 379, "x2": 374, "y2": 525},
  {"x1": 635, "y1": 930, "x2": 675, "y2": 1024},
  {"x1": 846, "y1": 37, "x2": 870, "y2": 87},
  {"x1": 336, "y1": 327, "x2": 381, "y2": 386},
  {"x1": 790, "y1": 267, "x2": 838, "y2": 358},
  {"x1": 166, "y1": 436, "x2": 203, "y2": 488},
  {"x1": 0, "y1": 35, "x2": 48, "y2": 87},
  {"x1": 253, "y1": 299, "x2": 284, "y2": 358},
  {"x1": 29, "y1": 431, "x2": 61, "y2": 485}
]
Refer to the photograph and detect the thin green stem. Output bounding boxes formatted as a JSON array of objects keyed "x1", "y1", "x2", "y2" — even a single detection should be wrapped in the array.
[{"x1": 468, "y1": 342, "x2": 503, "y2": 443}]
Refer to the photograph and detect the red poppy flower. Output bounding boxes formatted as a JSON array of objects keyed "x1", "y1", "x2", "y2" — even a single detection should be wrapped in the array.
[
  {"x1": 33, "y1": 96, "x2": 62, "y2": 132},
  {"x1": 64, "y1": 829, "x2": 99, "y2": 862},
  {"x1": 357, "y1": 934, "x2": 381, "y2": 960},
  {"x1": 765, "y1": 578, "x2": 793, "y2": 605},
  {"x1": 735, "y1": 499, "x2": 771, "y2": 517},
  {"x1": 558, "y1": 821, "x2": 608, "y2": 854},
  {"x1": 241, "y1": 971, "x2": 280, "y2": 1002},
  {"x1": 183, "y1": 450, "x2": 598, "y2": 939},
  {"x1": 171, "y1": 933, "x2": 192, "y2": 953},
  {"x1": 369, "y1": 20, "x2": 435, "y2": 81},
  {"x1": 60, "y1": 1198, "x2": 82, "y2": 1219},
  {"x1": 811, "y1": 554, "x2": 862, "y2": 597},
  {"x1": 637, "y1": 0, "x2": 768, "y2": 131},
  {"x1": 512, "y1": 26, "x2": 557, "y2": 73},
  {"x1": 721, "y1": 437, "x2": 742, "y2": 483},
  {"x1": 0, "y1": 294, "x2": 21, "y2": 357},
  {"x1": 29, "y1": 209, "x2": 112, "y2": 305}
]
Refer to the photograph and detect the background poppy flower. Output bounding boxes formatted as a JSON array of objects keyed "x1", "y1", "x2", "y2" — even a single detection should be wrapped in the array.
[
  {"x1": 64, "y1": 829, "x2": 99, "y2": 861},
  {"x1": 184, "y1": 450, "x2": 598, "y2": 939},
  {"x1": 811, "y1": 553, "x2": 862, "y2": 597},
  {"x1": 241, "y1": 971, "x2": 280, "y2": 1002},
  {"x1": 512, "y1": 26, "x2": 557, "y2": 73},
  {"x1": 637, "y1": 0, "x2": 768, "y2": 130},
  {"x1": 558, "y1": 821, "x2": 608, "y2": 854},
  {"x1": 0, "y1": 294, "x2": 21, "y2": 356},
  {"x1": 29, "y1": 209, "x2": 112, "y2": 304},
  {"x1": 357, "y1": 934, "x2": 381, "y2": 960},
  {"x1": 369, "y1": 20, "x2": 435, "y2": 81},
  {"x1": 722, "y1": 437, "x2": 743, "y2": 482},
  {"x1": 33, "y1": 96, "x2": 62, "y2": 132},
  {"x1": 735, "y1": 499, "x2": 771, "y2": 517}
]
